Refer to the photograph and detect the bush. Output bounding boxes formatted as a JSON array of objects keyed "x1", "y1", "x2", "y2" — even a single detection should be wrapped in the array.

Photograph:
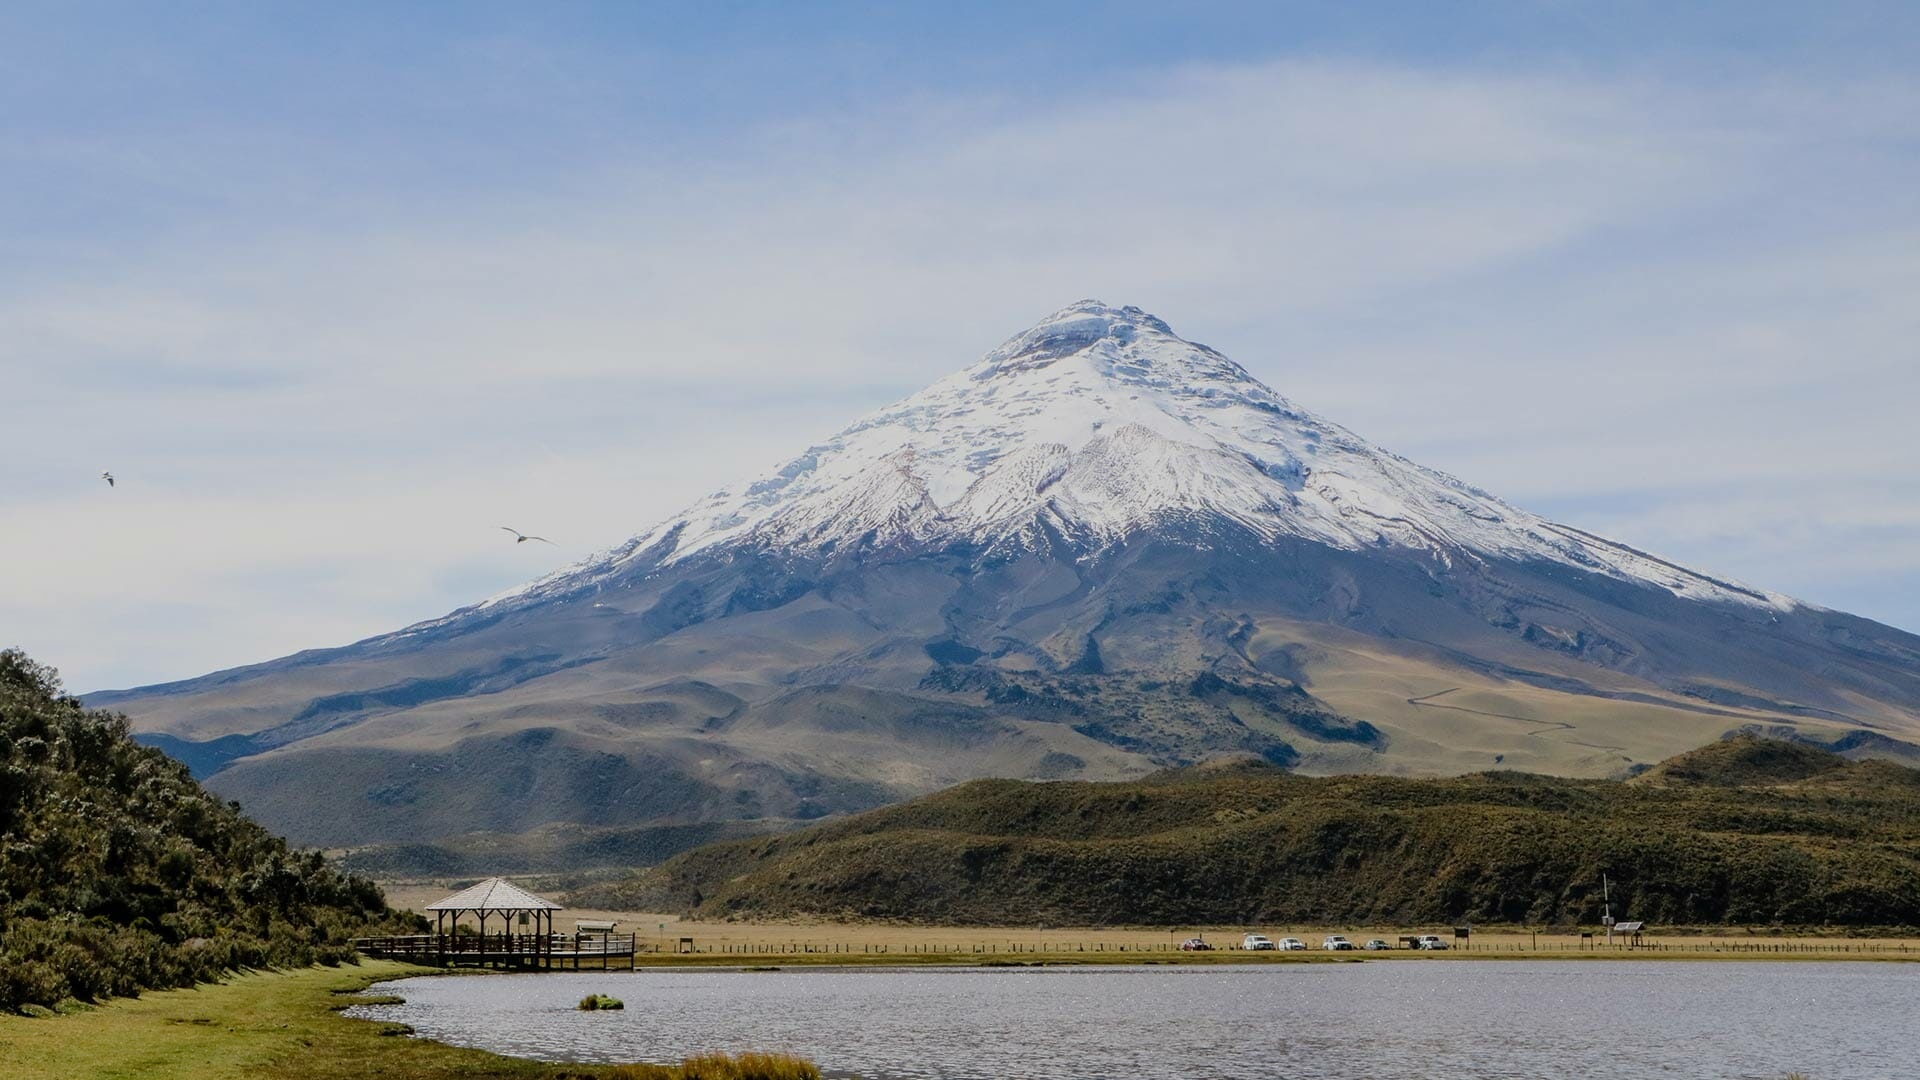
[{"x1": 577, "y1": 993, "x2": 625, "y2": 1011}]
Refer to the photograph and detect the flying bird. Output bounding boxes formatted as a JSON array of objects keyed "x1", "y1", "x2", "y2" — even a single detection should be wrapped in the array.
[
  {"x1": 101, "y1": 471, "x2": 115, "y2": 488},
  {"x1": 499, "y1": 526, "x2": 554, "y2": 545}
]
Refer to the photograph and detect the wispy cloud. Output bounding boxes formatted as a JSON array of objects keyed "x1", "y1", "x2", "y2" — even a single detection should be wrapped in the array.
[{"x1": 3, "y1": 56, "x2": 1916, "y2": 689}]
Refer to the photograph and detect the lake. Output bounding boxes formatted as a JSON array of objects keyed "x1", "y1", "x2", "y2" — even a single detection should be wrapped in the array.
[{"x1": 350, "y1": 961, "x2": 1920, "y2": 1079}]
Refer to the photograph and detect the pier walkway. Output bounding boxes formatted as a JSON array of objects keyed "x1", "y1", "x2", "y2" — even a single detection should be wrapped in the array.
[{"x1": 353, "y1": 931, "x2": 638, "y2": 970}]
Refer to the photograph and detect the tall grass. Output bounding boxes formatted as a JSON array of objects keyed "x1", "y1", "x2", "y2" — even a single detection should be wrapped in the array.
[{"x1": 605, "y1": 1051, "x2": 821, "y2": 1080}]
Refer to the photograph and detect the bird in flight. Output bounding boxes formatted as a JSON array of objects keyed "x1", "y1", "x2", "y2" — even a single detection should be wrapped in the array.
[
  {"x1": 101, "y1": 471, "x2": 115, "y2": 488},
  {"x1": 499, "y1": 526, "x2": 554, "y2": 545}
]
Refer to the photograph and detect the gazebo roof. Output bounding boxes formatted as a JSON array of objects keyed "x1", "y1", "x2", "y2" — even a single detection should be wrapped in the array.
[{"x1": 424, "y1": 877, "x2": 563, "y2": 912}]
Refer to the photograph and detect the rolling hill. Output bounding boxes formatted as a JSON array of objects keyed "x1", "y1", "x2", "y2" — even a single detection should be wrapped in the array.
[{"x1": 574, "y1": 736, "x2": 1920, "y2": 928}]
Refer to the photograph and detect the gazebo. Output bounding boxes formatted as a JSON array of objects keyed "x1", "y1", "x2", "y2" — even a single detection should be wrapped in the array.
[
  {"x1": 355, "y1": 876, "x2": 637, "y2": 969},
  {"x1": 425, "y1": 877, "x2": 564, "y2": 968}
]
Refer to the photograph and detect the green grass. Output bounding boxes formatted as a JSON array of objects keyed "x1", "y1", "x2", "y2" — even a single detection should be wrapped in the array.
[
  {"x1": 577, "y1": 993, "x2": 624, "y2": 1011},
  {"x1": 0, "y1": 961, "x2": 819, "y2": 1080}
]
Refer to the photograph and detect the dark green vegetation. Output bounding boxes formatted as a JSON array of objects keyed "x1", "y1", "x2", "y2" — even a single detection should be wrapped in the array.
[
  {"x1": 0, "y1": 650, "x2": 418, "y2": 1012},
  {"x1": 579, "y1": 737, "x2": 1920, "y2": 928}
]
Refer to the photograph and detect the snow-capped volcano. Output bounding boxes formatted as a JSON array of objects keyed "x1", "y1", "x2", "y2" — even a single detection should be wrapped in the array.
[
  {"x1": 493, "y1": 300, "x2": 1788, "y2": 615},
  {"x1": 95, "y1": 301, "x2": 1920, "y2": 853}
]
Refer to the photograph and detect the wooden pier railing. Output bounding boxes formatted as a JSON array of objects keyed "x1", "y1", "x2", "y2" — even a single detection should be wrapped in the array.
[{"x1": 354, "y1": 932, "x2": 638, "y2": 970}]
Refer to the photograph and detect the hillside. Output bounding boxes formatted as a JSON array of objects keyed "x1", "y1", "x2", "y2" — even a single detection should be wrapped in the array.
[
  {"x1": 0, "y1": 650, "x2": 414, "y2": 1012},
  {"x1": 574, "y1": 737, "x2": 1920, "y2": 928},
  {"x1": 333, "y1": 818, "x2": 792, "y2": 878},
  {"x1": 92, "y1": 302, "x2": 1920, "y2": 847}
]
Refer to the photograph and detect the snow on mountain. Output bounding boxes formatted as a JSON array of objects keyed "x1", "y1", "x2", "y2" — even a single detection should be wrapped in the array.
[{"x1": 481, "y1": 301, "x2": 1794, "y2": 617}]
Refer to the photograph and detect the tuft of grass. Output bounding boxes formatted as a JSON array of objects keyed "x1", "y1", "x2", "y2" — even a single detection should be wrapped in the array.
[
  {"x1": 578, "y1": 993, "x2": 625, "y2": 1011},
  {"x1": 606, "y1": 1052, "x2": 820, "y2": 1080}
]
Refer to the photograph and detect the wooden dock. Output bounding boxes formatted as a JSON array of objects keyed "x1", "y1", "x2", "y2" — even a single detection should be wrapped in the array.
[{"x1": 354, "y1": 931, "x2": 638, "y2": 971}]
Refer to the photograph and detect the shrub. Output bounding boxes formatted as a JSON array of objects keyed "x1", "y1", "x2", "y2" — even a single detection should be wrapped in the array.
[{"x1": 605, "y1": 1053, "x2": 821, "y2": 1080}]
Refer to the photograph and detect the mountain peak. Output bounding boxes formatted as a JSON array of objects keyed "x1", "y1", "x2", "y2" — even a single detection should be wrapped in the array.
[
  {"x1": 478, "y1": 302, "x2": 1796, "y2": 618},
  {"x1": 995, "y1": 299, "x2": 1175, "y2": 352},
  {"x1": 976, "y1": 300, "x2": 1235, "y2": 386}
]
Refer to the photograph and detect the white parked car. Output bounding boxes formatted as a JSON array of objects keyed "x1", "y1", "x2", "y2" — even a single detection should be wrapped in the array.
[
  {"x1": 1415, "y1": 935, "x2": 1451, "y2": 950},
  {"x1": 1277, "y1": 937, "x2": 1307, "y2": 951},
  {"x1": 1321, "y1": 935, "x2": 1356, "y2": 950},
  {"x1": 1242, "y1": 934, "x2": 1276, "y2": 951}
]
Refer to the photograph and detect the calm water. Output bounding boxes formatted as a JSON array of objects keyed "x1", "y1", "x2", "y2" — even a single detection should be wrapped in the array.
[{"x1": 350, "y1": 961, "x2": 1919, "y2": 1079}]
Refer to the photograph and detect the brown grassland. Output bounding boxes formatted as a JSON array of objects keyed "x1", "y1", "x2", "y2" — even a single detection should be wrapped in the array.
[{"x1": 380, "y1": 884, "x2": 1920, "y2": 961}]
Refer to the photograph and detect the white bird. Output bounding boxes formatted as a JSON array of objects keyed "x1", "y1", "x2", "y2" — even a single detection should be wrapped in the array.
[
  {"x1": 101, "y1": 471, "x2": 115, "y2": 488},
  {"x1": 499, "y1": 526, "x2": 554, "y2": 546}
]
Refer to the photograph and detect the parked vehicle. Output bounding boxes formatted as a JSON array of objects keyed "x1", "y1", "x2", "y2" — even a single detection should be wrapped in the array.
[
  {"x1": 1321, "y1": 935, "x2": 1356, "y2": 950},
  {"x1": 1415, "y1": 935, "x2": 1450, "y2": 950},
  {"x1": 1277, "y1": 937, "x2": 1307, "y2": 951},
  {"x1": 1242, "y1": 934, "x2": 1276, "y2": 951},
  {"x1": 1179, "y1": 937, "x2": 1214, "y2": 951},
  {"x1": 1362, "y1": 939, "x2": 1392, "y2": 951}
]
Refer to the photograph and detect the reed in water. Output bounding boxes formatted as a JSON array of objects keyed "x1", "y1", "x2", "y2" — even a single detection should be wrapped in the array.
[{"x1": 605, "y1": 1051, "x2": 821, "y2": 1079}]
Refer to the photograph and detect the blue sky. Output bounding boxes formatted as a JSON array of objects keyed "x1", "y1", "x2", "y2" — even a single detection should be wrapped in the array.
[{"x1": 4, "y1": 2, "x2": 1918, "y2": 690}]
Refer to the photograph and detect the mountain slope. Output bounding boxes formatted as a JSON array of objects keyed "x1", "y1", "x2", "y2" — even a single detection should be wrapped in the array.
[
  {"x1": 90, "y1": 302, "x2": 1920, "y2": 847},
  {"x1": 573, "y1": 736, "x2": 1920, "y2": 927}
]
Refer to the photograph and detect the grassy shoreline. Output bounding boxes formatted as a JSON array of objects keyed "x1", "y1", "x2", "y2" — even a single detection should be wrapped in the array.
[
  {"x1": 0, "y1": 961, "x2": 588, "y2": 1080},
  {"x1": 0, "y1": 960, "x2": 833, "y2": 1080}
]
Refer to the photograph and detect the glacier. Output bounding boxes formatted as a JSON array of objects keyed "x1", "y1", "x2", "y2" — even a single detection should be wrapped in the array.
[{"x1": 476, "y1": 300, "x2": 1795, "y2": 619}]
